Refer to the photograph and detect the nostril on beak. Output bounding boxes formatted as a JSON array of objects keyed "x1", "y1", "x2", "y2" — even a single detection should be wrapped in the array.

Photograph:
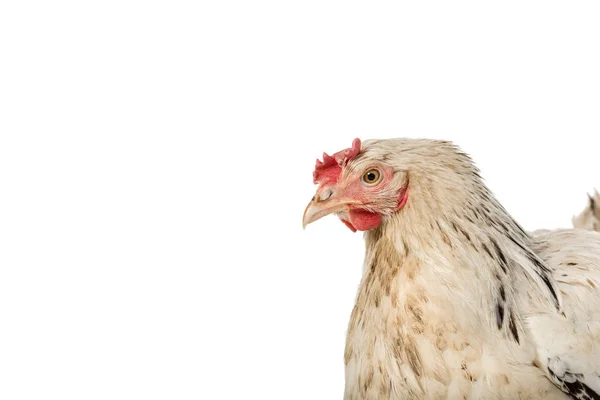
[{"x1": 319, "y1": 188, "x2": 333, "y2": 202}]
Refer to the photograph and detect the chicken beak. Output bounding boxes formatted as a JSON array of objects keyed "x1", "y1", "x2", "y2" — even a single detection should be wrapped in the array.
[{"x1": 302, "y1": 189, "x2": 361, "y2": 229}]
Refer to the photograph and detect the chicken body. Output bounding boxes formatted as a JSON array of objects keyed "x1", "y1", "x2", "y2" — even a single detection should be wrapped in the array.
[
  {"x1": 345, "y1": 227, "x2": 600, "y2": 399},
  {"x1": 304, "y1": 139, "x2": 600, "y2": 399}
]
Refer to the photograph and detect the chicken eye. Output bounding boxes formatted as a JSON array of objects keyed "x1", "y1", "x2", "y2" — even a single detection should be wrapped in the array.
[{"x1": 362, "y1": 169, "x2": 381, "y2": 185}]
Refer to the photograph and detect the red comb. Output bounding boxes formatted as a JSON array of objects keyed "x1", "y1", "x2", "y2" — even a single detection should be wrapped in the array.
[{"x1": 313, "y1": 138, "x2": 362, "y2": 184}]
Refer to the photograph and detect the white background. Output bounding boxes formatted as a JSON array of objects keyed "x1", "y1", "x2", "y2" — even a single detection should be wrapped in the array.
[{"x1": 1, "y1": 1, "x2": 599, "y2": 399}]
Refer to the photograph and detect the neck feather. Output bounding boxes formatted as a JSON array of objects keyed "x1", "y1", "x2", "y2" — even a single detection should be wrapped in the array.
[{"x1": 364, "y1": 176, "x2": 561, "y2": 315}]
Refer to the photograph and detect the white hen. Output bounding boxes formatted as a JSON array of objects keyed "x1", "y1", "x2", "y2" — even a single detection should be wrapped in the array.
[{"x1": 304, "y1": 138, "x2": 600, "y2": 399}]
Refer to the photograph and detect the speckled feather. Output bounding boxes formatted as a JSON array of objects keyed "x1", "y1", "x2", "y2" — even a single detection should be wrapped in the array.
[{"x1": 339, "y1": 139, "x2": 600, "y2": 400}]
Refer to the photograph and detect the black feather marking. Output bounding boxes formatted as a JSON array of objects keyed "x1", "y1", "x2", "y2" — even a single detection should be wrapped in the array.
[
  {"x1": 490, "y1": 238, "x2": 508, "y2": 274},
  {"x1": 528, "y1": 253, "x2": 553, "y2": 274},
  {"x1": 563, "y1": 380, "x2": 600, "y2": 400},
  {"x1": 451, "y1": 221, "x2": 459, "y2": 233},
  {"x1": 539, "y1": 272, "x2": 560, "y2": 309},
  {"x1": 509, "y1": 234, "x2": 552, "y2": 274},
  {"x1": 496, "y1": 303, "x2": 504, "y2": 329},
  {"x1": 548, "y1": 363, "x2": 600, "y2": 400},
  {"x1": 507, "y1": 235, "x2": 530, "y2": 257},
  {"x1": 482, "y1": 242, "x2": 493, "y2": 259},
  {"x1": 508, "y1": 312, "x2": 520, "y2": 344},
  {"x1": 456, "y1": 225, "x2": 478, "y2": 250},
  {"x1": 505, "y1": 236, "x2": 560, "y2": 309},
  {"x1": 499, "y1": 285, "x2": 506, "y2": 302},
  {"x1": 459, "y1": 227, "x2": 470, "y2": 241}
]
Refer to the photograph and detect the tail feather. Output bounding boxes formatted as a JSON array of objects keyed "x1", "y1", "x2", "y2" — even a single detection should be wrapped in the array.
[{"x1": 573, "y1": 190, "x2": 600, "y2": 231}]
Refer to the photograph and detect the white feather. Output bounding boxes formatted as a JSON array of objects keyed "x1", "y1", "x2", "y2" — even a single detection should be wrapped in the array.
[{"x1": 336, "y1": 139, "x2": 600, "y2": 399}]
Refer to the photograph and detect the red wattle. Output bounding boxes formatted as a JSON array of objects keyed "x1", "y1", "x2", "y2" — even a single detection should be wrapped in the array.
[
  {"x1": 340, "y1": 219, "x2": 357, "y2": 232},
  {"x1": 348, "y1": 209, "x2": 382, "y2": 231}
]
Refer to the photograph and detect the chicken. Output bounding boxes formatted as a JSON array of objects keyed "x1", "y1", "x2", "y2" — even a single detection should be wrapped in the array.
[
  {"x1": 303, "y1": 138, "x2": 600, "y2": 400},
  {"x1": 573, "y1": 191, "x2": 600, "y2": 232}
]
